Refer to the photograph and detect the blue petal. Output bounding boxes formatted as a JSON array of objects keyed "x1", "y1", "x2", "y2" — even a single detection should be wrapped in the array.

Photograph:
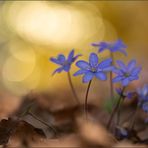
[
  {"x1": 137, "y1": 85, "x2": 148, "y2": 101},
  {"x1": 142, "y1": 102, "x2": 148, "y2": 112},
  {"x1": 126, "y1": 92, "x2": 135, "y2": 99},
  {"x1": 76, "y1": 60, "x2": 90, "y2": 69},
  {"x1": 143, "y1": 85, "x2": 148, "y2": 96},
  {"x1": 50, "y1": 57, "x2": 62, "y2": 65},
  {"x1": 99, "y1": 47, "x2": 107, "y2": 52},
  {"x1": 129, "y1": 75, "x2": 139, "y2": 81},
  {"x1": 63, "y1": 65, "x2": 71, "y2": 72},
  {"x1": 67, "y1": 49, "x2": 74, "y2": 63},
  {"x1": 116, "y1": 60, "x2": 127, "y2": 72},
  {"x1": 115, "y1": 88, "x2": 122, "y2": 95},
  {"x1": 112, "y1": 39, "x2": 127, "y2": 52},
  {"x1": 127, "y1": 60, "x2": 136, "y2": 72},
  {"x1": 96, "y1": 39, "x2": 127, "y2": 54},
  {"x1": 98, "y1": 42, "x2": 109, "y2": 52},
  {"x1": 131, "y1": 67, "x2": 141, "y2": 76},
  {"x1": 73, "y1": 54, "x2": 82, "y2": 62},
  {"x1": 117, "y1": 39, "x2": 126, "y2": 47},
  {"x1": 102, "y1": 66, "x2": 114, "y2": 72},
  {"x1": 117, "y1": 39, "x2": 127, "y2": 48},
  {"x1": 89, "y1": 53, "x2": 98, "y2": 67},
  {"x1": 52, "y1": 67, "x2": 63, "y2": 75},
  {"x1": 82, "y1": 72, "x2": 94, "y2": 83},
  {"x1": 73, "y1": 69, "x2": 87, "y2": 76},
  {"x1": 118, "y1": 49, "x2": 127, "y2": 56},
  {"x1": 112, "y1": 76, "x2": 123, "y2": 83},
  {"x1": 91, "y1": 43, "x2": 100, "y2": 47},
  {"x1": 95, "y1": 72, "x2": 107, "y2": 80},
  {"x1": 112, "y1": 68, "x2": 123, "y2": 75},
  {"x1": 58, "y1": 54, "x2": 66, "y2": 63},
  {"x1": 122, "y1": 78, "x2": 129, "y2": 86},
  {"x1": 98, "y1": 58, "x2": 112, "y2": 69}
]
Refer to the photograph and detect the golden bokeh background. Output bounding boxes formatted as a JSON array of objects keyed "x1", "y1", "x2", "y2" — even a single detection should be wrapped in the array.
[{"x1": 0, "y1": 1, "x2": 148, "y2": 97}]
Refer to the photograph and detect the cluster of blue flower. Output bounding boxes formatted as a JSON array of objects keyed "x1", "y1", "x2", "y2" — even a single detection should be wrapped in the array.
[
  {"x1": 138, "y1": 85, "x2": 148, "y2": 113},
  {"x1": 116, "y1": 84, "x2": 148, "y2": 119},
  {"x1": 50, "y1": 40, "x2": 141, "y2": 86},
  {"x1": 49, "y1": 39, "x2": 148, "y2": 123}
]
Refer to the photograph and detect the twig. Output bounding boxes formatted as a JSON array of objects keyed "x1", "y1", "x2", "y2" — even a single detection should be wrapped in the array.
[{"x1": 28, "y1": 111, "x2": 57, "y2": 136}]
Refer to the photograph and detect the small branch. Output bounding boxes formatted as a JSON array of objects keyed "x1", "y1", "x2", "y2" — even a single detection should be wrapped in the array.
[
  {"x1": 67, "y1": 71, "x2": 80, "y2": 104},
  {"x1": 84, "y1": 80, "x2": 92, "y2": 120},
  {"x1": 19, "y1": 101, "x2": 35, "y2": 117},
  {"x1": 28, "y1": 111, "x2": 57, "y2": 136}
]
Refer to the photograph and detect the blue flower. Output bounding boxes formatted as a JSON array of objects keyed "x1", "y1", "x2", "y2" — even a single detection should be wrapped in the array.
[
  {"x1": 112, "y1": 60, "x2": 141, "y2": 86},
  {"x1": 142, "y1": 102, "x2": 148, "y2": 113},
  {"x1": 91, "y1": 39, "x2": 127, "y2": 56},
  {"x1": 73, "y1": 53, "x2": 113, "y2": 83},
  {"x1": 137, "y1": 85, "x2": 148, "y2": 113},
  {"x1": 50, "y1": 49, "x2": 81, "y2": 75},
  {"x1": 126, "y1": 91, "x2": 136, "y2": 99},
  {"x1": 116, "y1": 126, "x2": 129, "y2": 139},
  {"x1": 115, "y1": 87, "x2": 136, "y2": 99},
  {"x1": 115, "y1": 88, "x2": 123, "y2": 95},
  {"x1": 137, "y1": 84, "x2": 148, "y2": 101}
]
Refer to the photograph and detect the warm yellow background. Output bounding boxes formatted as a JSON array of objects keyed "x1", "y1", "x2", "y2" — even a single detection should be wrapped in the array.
[{"x1": 0, "y1": 1, "x2": 148, "y2": 96}]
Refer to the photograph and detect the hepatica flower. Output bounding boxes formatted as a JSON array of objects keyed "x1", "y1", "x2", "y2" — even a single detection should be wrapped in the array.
[
  {"x1": 137, "y1": 85, "x2": 148, "y2": 113},
  {"x1": 115, "y1": 88, "x2": 137, "y2": 100},
  {"x1": 74, "y1": 53, "x2": 113, "y2": 83},
  {"x1": 138, "y1": 84, "x2": 148, "y2": 101},
  {"x1": 112, "y1": 60, "x2": 141, "y2": 86},
  {"x1": 91, "y1": 39, "x2": 127, "y2": 56},
  {"x1": 50, "y1": 49, "x2": 81, "y2": 75}
]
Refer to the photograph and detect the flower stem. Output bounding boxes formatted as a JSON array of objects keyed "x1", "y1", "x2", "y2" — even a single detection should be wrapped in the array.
[
  {"x1": 110, "y1": 72, "x2": 114, "y2": 99},
  {"x1": 84, "y1": 80, "x2": 92, "y2": 120},
  {"x1": 107, "y1": 87, "x2": 125, "y2": 129},
  {"x1": 116, "y1": 97, "x2": 125, "y2": 126},
  {"x1": 129, "y1": 104, "x2": 138, "y2": 130},
  {"x1": 67, "y1": 71, "x2": 80, "y2": 104},
  {"x1": 110, "y1": 52, "x2": 114, "y2": 100}
]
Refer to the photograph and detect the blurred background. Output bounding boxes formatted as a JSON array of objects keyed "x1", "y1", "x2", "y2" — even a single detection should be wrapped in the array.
[{"x1": 0, "y1": 1, "x2": 148, "y2": 114}]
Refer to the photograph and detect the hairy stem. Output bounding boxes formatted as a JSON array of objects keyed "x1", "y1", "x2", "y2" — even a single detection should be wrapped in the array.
[
  {"x1": 116, "y1": 97, "x2": 125, "y2": 126},
  {"x1": 110, "y1": 52, "x2": 114, "y2": 100},
  {"x1": 67, "y1": 71, "x2": 80, "y2": 104},
  {"x1": 107, "y1": 87, "x2": 125, "y2": 129},
  {"x1": 84, "y1": 80, "x2": 92, "y2": 120},
  {"x1": 110, "y1": 72, "x2": 114, "y2": 99}
]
